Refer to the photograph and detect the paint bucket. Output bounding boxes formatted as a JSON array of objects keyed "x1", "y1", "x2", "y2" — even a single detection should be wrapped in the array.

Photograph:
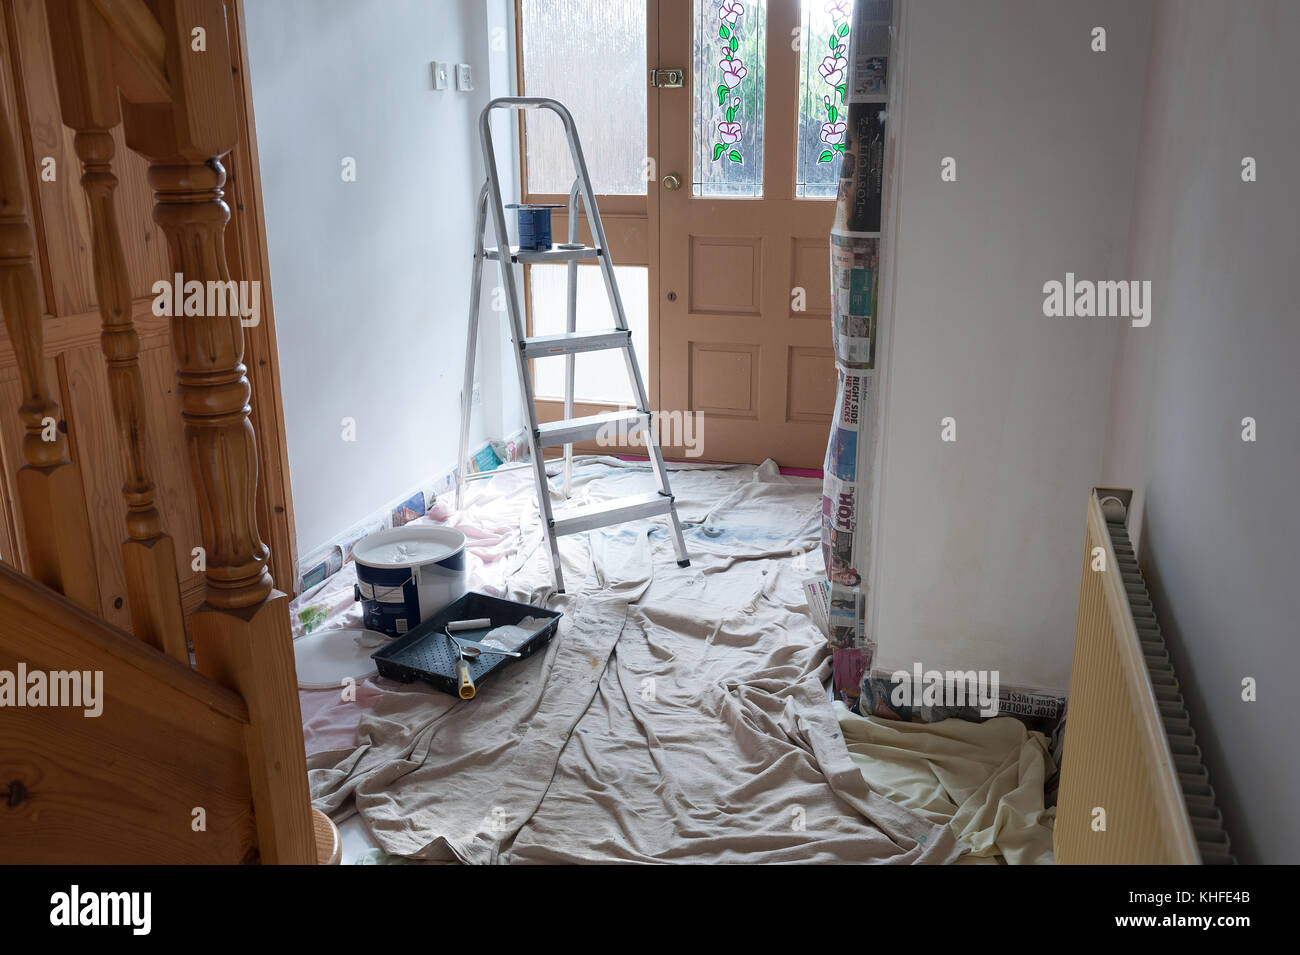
[
  {"x1": 511, "y1": 203, "x2": 560, "y2": 251},
  {"x1": 351, "y1": 526, "x2": 467, "y2": 637}
]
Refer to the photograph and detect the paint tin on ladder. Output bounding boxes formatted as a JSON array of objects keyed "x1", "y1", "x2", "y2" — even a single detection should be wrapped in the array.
[
  {"x1": 351, "y1": 526, "x2": 467, "y2": 637},
  {"x1": 509, "y1": 203, "x2": 561, "y2": 251}
]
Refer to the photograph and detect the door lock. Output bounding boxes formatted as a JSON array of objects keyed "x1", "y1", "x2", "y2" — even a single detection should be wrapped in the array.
[
  {"x1": 662, "y1": 173, "x2": 682, "y2": 191},
  {"x1": 650, "y1": 68, "x2": 684, "y2": 88}
]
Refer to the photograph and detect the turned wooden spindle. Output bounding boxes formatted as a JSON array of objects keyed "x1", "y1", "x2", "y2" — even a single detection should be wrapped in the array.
[
  {"x1": 73, "y1": 130, "x2": 188, "y2": 659},
  {"x1": 76, "y1": 131, "x2": 163, "y2": 545},
  {"x1": 0, "y1": 98, "x2": 99, "y2": 610},
  {"x1": 49, "y1": 0, "x2": 187, "y2": 656},
  {"x1": 148, "y1": 158, "x2": 272, "y2": 611}
]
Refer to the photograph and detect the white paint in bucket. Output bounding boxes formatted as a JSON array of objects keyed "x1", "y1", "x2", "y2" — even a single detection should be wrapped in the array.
[{"x1": 352, "y1": 525, "x2": 468, "y2": 636}]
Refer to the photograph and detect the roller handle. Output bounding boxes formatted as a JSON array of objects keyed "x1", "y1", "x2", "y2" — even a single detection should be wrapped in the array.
[{"x1": 456, "y1": 658, "x2": 476, "y2": 700}]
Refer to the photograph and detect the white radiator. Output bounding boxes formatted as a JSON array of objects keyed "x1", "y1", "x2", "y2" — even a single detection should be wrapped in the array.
[{"x1": 1055, "y1": 488, "x2": 1233, "y2": 864}]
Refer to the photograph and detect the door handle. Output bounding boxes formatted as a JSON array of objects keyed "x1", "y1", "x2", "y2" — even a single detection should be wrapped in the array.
[{"x1": 662, "y1": 173, "x2": 682, "y2": 191}]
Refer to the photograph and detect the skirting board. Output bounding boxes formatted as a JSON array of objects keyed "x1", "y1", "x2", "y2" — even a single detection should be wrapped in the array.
[{"x1": 294, "y1": 429, "x2": 529, "y2": 594}]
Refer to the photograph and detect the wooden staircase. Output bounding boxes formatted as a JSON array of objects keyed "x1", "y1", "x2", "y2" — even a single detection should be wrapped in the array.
[{"x1": 0, "y1": 0, "x2": 324, "y2": 864}]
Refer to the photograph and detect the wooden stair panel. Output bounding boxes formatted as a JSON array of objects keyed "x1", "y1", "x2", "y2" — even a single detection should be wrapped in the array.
[{"x1": 0, "y1": 563, "x2": 257, "y2": 864}]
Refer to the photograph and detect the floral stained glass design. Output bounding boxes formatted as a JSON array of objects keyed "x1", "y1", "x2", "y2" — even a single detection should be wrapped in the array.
[
  {"x1": 796, "y1": 0, "x2": 857, "y2": 198},
  {"x1": 710, "y1": 0, "x2": 750, "y2": 166},
  {"x1": 693, "y1": 0, "x2": 766, "y2": 197}
]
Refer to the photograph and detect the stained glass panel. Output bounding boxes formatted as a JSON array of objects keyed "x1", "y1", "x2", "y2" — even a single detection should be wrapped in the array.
[{"x1": 692, "y1": 0, "x2": 767, "y2": 197}]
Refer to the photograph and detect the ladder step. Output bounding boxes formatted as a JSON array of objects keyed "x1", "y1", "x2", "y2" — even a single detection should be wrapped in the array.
[
  {"x1": 551, "y1": 491, "x2": 673, "y2": 537},
  {"x1": 484, "y1": 245, "x2": 602, "y2": 264},
  {"x1": 521, "y1": 328, "x2": 631, "y2": 359},
  {"x1": 536, "y1": 409, "x2": 646, "y2": 448}
]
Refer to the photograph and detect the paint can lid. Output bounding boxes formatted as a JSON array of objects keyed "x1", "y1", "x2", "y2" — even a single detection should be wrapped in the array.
[
  {"x1": 352, "y1": 525, "x2": 465, "y2": 568},
  {"x1": 293, "y1": 628, "x2": 382, "y2": 689}
]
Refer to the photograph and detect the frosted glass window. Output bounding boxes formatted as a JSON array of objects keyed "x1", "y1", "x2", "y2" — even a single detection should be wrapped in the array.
[
  {"x1": 693, "y1": 0, "x2": 766, "y2": 197},
  {"x1": 520, "y1": 0, "x2": 648, "y2": 195},
  {"x1": 529, "y1": 265, "x2": 649, "y2": 405}
]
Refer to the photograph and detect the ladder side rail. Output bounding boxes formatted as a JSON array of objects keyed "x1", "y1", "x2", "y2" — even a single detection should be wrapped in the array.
[
  {"x1": 556, "y1": 104, "x2": 659, "y2": 444},
  {"x1": 556, "y1": 106, "x2": 689, "y2": 564},
  {"x1": 478, "y1": 107, "x2": 566, "y2": 590},
  {"x1": 563, "y1": 179, "x2": 582, "y2": 498},
  {"x1": 455, "y1": 184, "x2": 491, "y2": 511}
]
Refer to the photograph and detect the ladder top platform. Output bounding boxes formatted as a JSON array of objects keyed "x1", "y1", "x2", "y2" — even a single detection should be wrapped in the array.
[{"x1": 484, "y1": 245, "x2": 602, "y2": 264}]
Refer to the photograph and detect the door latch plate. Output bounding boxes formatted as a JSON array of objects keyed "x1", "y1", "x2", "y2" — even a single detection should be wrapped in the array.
[{"x1": 650, "y1": 68, "x2": 684, "y2": 88}]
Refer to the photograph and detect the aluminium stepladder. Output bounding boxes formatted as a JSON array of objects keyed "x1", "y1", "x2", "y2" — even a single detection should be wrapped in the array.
[{"x1": 455, "y1": 97, "x2": 690, "y2": 592}]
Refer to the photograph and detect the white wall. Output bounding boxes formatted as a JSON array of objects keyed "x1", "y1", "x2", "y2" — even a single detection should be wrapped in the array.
[
  {"x1": 872, "y1": 0, "x2": 1152, "y2": 692},
  {"x1": 244, "y1": 0, "x2": 522, "y2": 558},
  {"x1": 1101, "y1": 0, "x2": 1300, "y2": 865},
  {"x1": 484, "y1": 0, "x2": 526, "y2": 444}
]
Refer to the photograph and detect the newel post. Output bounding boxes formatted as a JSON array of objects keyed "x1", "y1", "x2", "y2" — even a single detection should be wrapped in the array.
[{"x1": 121, "y1": 0, "x2": 314, "y2": 864}]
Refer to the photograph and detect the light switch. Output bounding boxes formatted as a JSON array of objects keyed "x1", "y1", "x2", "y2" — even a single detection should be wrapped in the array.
[
  {"x1": 455, "y1": 63, "x2": 473, "y2": 91},
  {"x1": 431, "y1": 61, "x2": 449, "y2": 90}
]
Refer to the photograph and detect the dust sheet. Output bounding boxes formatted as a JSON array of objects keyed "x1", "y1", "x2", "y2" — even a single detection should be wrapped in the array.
[
  {"x1": 836, "y1": 703, "x2": 1057, "y2": 864},
  {"x1": 303, "y1": 459, "x2": 962, "y2": 864}
]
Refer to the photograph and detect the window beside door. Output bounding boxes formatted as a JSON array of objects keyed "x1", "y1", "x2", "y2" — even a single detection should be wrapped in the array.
[{"x1": 519, "y1": 0, "x2": 648, "y2": 196}]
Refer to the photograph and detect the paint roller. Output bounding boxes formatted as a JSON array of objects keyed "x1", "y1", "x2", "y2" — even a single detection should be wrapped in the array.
[
  {"x1": 445, "y1": 623, "x2": 523, "y2": 700},
  {"x1": 446, "y1": 624, "x2": 480, "y2": 699},
  {"x1": 455, "y1": 654, "x2": 476, "y2": 700}
]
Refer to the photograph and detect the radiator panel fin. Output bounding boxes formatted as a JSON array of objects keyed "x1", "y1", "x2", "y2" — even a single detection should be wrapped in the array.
[{"x1": 1055, "y1": 490, "x2": 1233, "y2": 864}]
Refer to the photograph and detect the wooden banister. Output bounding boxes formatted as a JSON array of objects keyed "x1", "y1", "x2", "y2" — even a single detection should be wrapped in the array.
[
  {"x1": 47, "y1": 0, "x2": 188, "y2": 663},
  {"x1": 120, "y1": 0, "x2": 316, "y2": 864},
  {"x1": 87, "y1": 0, "x2": 170, "y2": 103},
  {"x1": 0, "y1": 560, "x2": 248, "y2": 721},
  {"x1": 0, "y1": 561, "x2": 258, "y2": 864},
  {"x1": 90, "y1": 0, "x2": 166, "y2": 67},
  {"x1": 0, "y1": 85, "x2": 99, "y2": 610}
]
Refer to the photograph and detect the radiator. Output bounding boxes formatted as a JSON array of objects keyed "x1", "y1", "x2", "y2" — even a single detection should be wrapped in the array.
[{"x1": 1055, "y1": 488, "x2": 1233, "y2": 864}]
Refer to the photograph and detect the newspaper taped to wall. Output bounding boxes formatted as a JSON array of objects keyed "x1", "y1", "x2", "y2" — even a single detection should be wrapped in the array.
[
  {"x1": 820, "y1": 0, "x2": 895, "y2": 706},
  {"x1": 831, "y1": 236, "x2": 878, "y2": 367},
  {"x1": 851, "y1": 0, "x2": 893, "y2": 99},
  {"x1": 803, "y1": 578, "x2": 830, "y2": 637}
]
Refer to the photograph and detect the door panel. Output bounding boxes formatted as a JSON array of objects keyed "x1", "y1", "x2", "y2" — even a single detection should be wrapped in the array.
[
  {"x1": 658, "y1": 0, "x2": 837, "y2": 467},
  {"x1": 689, "y1": 236, "x2": 763, "y2": 315}
]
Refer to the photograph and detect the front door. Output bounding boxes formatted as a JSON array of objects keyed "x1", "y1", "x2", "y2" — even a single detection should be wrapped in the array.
[
  {"x1": 518, "y1": 0, "x2": 847, "y2": 468},
  {"x1": 656, "y1": 0, "x2": 845, "y2": 466}
]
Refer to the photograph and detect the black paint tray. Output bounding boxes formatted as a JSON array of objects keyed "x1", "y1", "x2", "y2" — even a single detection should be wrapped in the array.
[{"x1": 370, "y1": 591, "x2": 561, "y2": 697}]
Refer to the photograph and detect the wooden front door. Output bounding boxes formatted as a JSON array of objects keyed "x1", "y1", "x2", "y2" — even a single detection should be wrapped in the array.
[
  {"x1": 517, "y1": 0, "x2": 843, "y2": 467},
  {"x1": 655, "y1": 0, "x2": 841, "y2": 467}
]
